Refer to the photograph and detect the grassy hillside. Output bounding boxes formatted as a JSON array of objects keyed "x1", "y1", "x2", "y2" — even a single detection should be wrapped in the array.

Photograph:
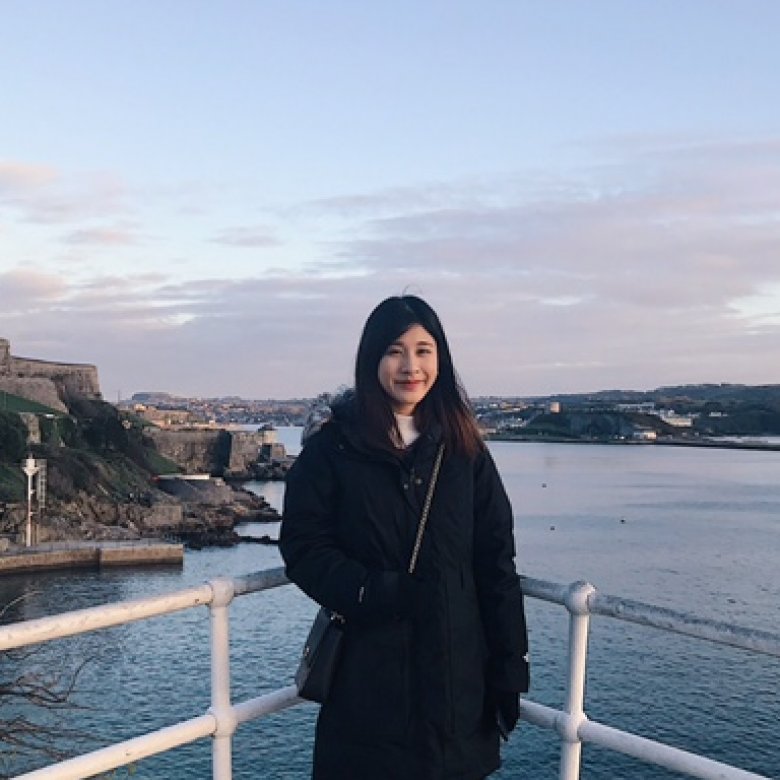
[
  {"x1": 0, "y1": 463, "x2": 25, "y2": 502},
  {"x1": 0, "y1": 399, "x2": 181, "y2": 503},
  {"x1": 0, "y1": 391, "x2": 63, "y2": 416}
]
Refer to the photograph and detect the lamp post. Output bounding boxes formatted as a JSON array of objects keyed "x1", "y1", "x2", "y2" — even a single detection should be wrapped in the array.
[{"x1": 22, "y1": 456, "x2": 39, "y2": 548}]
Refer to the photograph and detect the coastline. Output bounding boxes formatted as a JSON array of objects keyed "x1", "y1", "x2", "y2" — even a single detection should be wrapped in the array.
[
  {"x1": 485, "y1": 434, "x2": 780, "y2": 452},
  {"x1": 0, "y1": 539, "x2": 184, "y2": 575}
]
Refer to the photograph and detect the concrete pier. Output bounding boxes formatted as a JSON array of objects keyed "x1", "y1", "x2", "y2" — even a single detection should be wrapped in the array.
[{"x1": 0, "y1": 540, "x2": 184, "y2": 575}]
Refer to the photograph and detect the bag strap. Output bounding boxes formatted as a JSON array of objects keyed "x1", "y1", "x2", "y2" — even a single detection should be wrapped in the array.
[{"x1": 408, "y1": 443, "x2": 445, "y2": 574}]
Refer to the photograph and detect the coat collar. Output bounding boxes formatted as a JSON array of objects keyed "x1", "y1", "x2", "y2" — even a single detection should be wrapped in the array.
[{"x1": 304, "y1": 388, "x2": 442, "y2": 466}]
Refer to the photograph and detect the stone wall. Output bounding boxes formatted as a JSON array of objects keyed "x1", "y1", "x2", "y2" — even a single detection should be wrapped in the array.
[
  {"x1": 227, "y1": 431, "x2": 264, "y2": 473},
  {"x1": 144, "y1": 428, "x2": 274, "y2": 475},
  {"x1": 0, "y1": 336, "x2": 102, "y2": 408},
  {"x1": 0, "y1": 376, "x2": 67, "y2": 412},
  {"x1": 0, "y1": 338, "x2": 10, "y2": 373},
  {"x1": 144, "y1": 428, "x2": 230, "y2": 473},
  {"x1": 8, "y1": 357, "x2": 101, "y2": 401}
]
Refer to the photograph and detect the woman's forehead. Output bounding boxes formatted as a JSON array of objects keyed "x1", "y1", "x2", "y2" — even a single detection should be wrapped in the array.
[{"x1": 392, "y1": 324, "x2": 435, "y2": 344}]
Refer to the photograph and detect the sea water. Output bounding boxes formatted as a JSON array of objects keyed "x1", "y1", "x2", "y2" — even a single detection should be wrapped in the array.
[{"x1": 1, "y1": 433, "x2": 778, "y2": 778}]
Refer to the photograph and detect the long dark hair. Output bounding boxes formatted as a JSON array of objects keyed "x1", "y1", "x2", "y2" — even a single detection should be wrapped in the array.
[{"x1": 354, "y1": 295, "x2": 484, "y2": 457}]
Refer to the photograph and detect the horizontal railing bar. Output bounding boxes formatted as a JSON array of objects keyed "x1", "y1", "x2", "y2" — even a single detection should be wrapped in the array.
[
  {"x1": 12, "y1": 714, "x2": 216, "y2": 780},
  {"x1": 589, "y1": 593, "x2": 780, "y2": 658},
  {"x1": 233, "y1": 684, "x2": 301, "y2": 724},
  {"x1": 521, "y1": 576, "x2": 570, "y2": 605},
  {"x1": 10, "y1": 687, "x2": 301, "y2": 780},
  {"x1": 519, "y1": 700, "x2": 771, "y2": 780},
  {"x1": 0, "y1": 583, "x2": 214, "y2": 651},
  {"x1": 232, "y1": 566, "x2": 289, "y2": 596},
  {"x1": 578, "y1": 719, "x2": 771, "y2": 780},
  {"x1": 519, "y1": 698, "x2": 563, "y2": 730},
  {"x1": 0, "y1": 569, "x2": 291, "y2": 652},
  {"x1": 521, "y1": 576, "x2": 780, "y2": 658}
]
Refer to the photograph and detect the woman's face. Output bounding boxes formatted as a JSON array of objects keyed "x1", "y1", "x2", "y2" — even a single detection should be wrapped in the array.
[{"x1": 378, "y1": 324, "x2": 439, "y2": 415}]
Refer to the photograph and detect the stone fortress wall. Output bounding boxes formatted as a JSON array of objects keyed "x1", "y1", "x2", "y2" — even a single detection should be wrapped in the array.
[
  {"x1": 144, "y1": 427, "x2": 279, "y2": 475},
  {"x1": 0, "y1": 337, "x2": 102, "y2": 412}
]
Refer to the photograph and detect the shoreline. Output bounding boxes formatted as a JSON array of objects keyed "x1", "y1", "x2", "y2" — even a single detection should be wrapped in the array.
[
  {"x1": 485, "y1": 435, "x2": 780, "y2": 452},
  {"x1": 0, "y1": 539, "x2": 184, "y2": 576}
]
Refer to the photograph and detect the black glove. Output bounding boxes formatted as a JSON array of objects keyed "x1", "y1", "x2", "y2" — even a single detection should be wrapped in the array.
[{"x1": 491, "y1": 688, "x2": 519, "y2": 740}]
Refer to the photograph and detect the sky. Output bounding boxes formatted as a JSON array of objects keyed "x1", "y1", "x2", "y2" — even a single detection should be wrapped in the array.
[{"x1": 2, "y1": 1, "x2": 780, "y2": 401}]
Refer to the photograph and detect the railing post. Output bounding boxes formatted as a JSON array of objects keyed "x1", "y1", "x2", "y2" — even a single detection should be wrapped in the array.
[
  {"x1": 208, "y1": 577, "x2": 237, "y2": 780},
  {"x1": 558, "y1": 581, "x2": 596, "y2": 780}
]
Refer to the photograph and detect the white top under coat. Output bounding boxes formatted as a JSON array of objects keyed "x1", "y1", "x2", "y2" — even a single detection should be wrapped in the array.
[{"x1": 395, "y1": 413, "x2": 421, "y2": 447}]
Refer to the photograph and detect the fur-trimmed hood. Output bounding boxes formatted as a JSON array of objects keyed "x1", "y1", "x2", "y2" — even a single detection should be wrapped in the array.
[{"x1": 301, "y1": 387, "x2": 355, "y2": 445}]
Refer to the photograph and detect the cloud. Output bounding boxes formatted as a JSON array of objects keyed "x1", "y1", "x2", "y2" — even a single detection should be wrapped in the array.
[
  {"x1": 0, "y1": 161, "x2": 58, "y2": 191},
  {"x1": 0, "y1": 160, "x2": 131, "y2": 225},
  {"x1": 2, "y1": 137, "x2": 780, "y2": 399},
  {"x1": 333, "y1": 138, "x2": 780, "y2": 314},
  {"x1": 64, "y1": 227, "x2": 140, "y2": 246},
  {"x1": 0, "y1": 269, "x2": 68, "y2": 313},
  {"x1": 209, "y1": 227, "x2": 281, "y2": 248}
]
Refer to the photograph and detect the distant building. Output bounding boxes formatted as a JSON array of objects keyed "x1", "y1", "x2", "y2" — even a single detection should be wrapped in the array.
[
  {"x1": 657, "y1": 410, "x2": 694, "y2": 428},
  {"x1": 133, "y1": 404, "x2": 198, "y2": 428},
  {"x1": 617, "y1": 402, "x2": 656, "y2": 413}
]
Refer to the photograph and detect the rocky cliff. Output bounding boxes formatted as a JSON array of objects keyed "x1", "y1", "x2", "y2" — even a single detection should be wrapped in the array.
[{"x1": 0, "y1": 397, "x2": 279, "y2": 550}]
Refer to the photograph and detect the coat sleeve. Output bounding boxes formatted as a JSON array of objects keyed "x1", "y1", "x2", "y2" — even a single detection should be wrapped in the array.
[
  {"x1": 279, "y1": 431, "x2": 410, "y2": 623},
  {"x1": 473, "y1": 448, "x2": 530, "y2": 693}
]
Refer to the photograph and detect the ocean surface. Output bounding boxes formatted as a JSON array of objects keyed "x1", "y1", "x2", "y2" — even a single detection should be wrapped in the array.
[{"x1": 1, "y1": 428, "x2": 778, "y2": 779}]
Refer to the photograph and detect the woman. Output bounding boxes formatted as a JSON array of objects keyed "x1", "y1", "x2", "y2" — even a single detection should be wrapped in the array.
[{"x1": 280, "y1": 295, "x2": 529, "y2": 780}]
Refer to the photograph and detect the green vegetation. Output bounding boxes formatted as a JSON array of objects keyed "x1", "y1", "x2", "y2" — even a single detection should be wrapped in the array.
[
  {"x1": 0, "y1": 399, "x2": 181, "y2": 503},
  {"x1": 0, "y1": 412, "x2": 29, "y2": 499},
  {"x1": 0, "y1": 463, "x2": 25, "y2": 502},
  {"x1": 693, "y1": 403, "x2": 780, "y2": 436},
  {"x1": 0, "y1": 391, "x2": 63, "y2": 416},
  {"x1": 0, "y1": 411, "x2": 27, "y2": 462},
  {"x1": 141, "y1": 448, "x2": 181, "y2": 476}
]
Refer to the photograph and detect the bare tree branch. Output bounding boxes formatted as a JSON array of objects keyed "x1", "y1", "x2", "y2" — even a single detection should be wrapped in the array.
[{"x1": 1, "y1": 594, "x2": 97, "y2": 773}]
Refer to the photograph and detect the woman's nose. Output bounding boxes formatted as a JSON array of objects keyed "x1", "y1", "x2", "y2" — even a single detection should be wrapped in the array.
[{"x1": 402, "y1": 354, "x2": 419, "y2": 374}]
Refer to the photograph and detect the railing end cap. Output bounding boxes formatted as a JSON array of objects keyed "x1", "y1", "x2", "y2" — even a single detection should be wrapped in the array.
[{"x1": 564, "y1": 580, "x2": 596, "y2": 614}]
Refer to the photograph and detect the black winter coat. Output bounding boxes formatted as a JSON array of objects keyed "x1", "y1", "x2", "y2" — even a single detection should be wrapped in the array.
[{"x1": 280, "y1": 403, "x2": 529, "y2": 780}]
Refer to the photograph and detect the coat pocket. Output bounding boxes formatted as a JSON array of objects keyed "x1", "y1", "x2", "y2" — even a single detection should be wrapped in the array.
[{"x1": 328, "y1": 620, "x2": 411, "y2": 741}]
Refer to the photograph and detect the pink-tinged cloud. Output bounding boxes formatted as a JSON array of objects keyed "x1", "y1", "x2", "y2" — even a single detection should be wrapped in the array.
[
  {"x1": 1, "y1": 160, "x2": 132, "y2": 225},
  {"x1": 65, "y1": 227, "x2": 139, "y2": 246},
  {"x1": 210, "y1": 227, "x2": 281, "y2": 248},
  {"x1": 0, "y1": 161, "x2": 58, "y2": 192},
  {"x1": 0, "y1": 269, "x2": 67, "y2": 312}
]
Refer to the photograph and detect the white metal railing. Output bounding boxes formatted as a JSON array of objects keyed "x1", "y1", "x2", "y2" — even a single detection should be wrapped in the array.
[
  {"x1": 519, "y1": 578, "x2": 780, "y2": 780},
  {"x1": 1, "y1": 568, "x2": 778, "y2": 780}
]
